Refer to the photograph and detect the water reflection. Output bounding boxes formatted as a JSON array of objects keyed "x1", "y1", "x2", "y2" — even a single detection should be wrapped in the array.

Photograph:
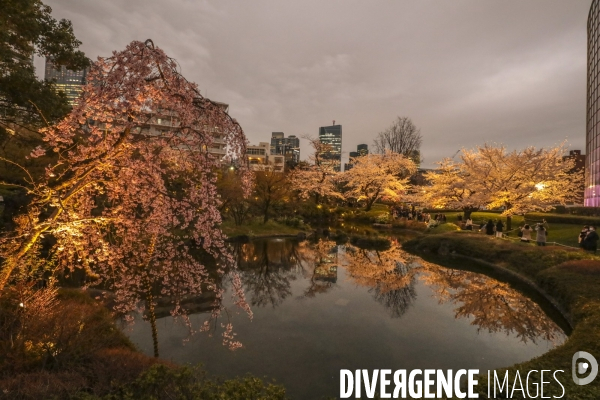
[
  {"x1": 125, "y1": 237, "x2": 566, "y2": 399},
  {"x1": 232, "y1": 240, "x2": 297, "y2": 308},
  {"x1": 342, "y1": 242, "x2": 417, "y2": 318},
  {"x1": 421, "y1": 267, "x2": 563, "y2": 344},
  {"x1": 232, "y1": 238, "x2": 563, "y2": 343}
]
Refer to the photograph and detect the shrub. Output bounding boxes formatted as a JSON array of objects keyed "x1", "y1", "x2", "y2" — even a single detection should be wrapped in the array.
[
  {"x1": 374, "y1": 213, "x2": 390, "y2": 224},
  {"x1": 78, "y1": 364, "x2": 287, "y2": 400},
  {"x1": 277, "y1": 216, "x2": 305, "y2": 228},
  {"x1": 0, "y1": 286, "x2": 133, "y2": 375},
  {"x1": 525, "y1": 212, "x2": 600, "y2": 225}
]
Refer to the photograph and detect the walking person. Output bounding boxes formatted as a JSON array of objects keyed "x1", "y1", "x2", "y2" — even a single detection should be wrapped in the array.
[
  {"x1": 535, "y1": 223, "x2": 547, "y2": 246},
  {"x1": 584, "y1": 226, "x2": 600, "y2": 253},
  {"x1": 520, "y1": 224, "x2": 533, "y2": 243},
  {"x1": 495, "y1": 219, "x2": 504, "y2": 238}
]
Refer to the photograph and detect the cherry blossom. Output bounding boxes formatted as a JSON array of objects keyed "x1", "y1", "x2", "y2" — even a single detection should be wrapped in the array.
[{"x1": 0, "y1": 40, "x2": 252, "y2": 349}]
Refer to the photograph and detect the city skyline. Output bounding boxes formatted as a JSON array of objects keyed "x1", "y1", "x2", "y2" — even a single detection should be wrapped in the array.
[{"x1": 36, "y1": 1, "x2": 591, "y2": 168}]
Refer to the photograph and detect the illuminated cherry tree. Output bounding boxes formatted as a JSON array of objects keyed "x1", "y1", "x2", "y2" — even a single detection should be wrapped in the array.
[
  {"x1": 290, "y1": 136, "x2": 342, "y2": 204},
  {"x1": 342, "y1": 150, "x2": 416, "y2": 211},
  {"x1": 0, "y1": 40, "x2": 252, "y2": 352},
  {"x1": 421, "y1": 158, "x2": 483, "y2": 219},
  {"x1": 422, "y1": 144, "x2": 582, "y2": 228}
]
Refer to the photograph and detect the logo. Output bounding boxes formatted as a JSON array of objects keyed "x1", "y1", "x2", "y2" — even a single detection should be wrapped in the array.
[{"x1": 572, "y1": 351, "x2": 598, "y2": 385}]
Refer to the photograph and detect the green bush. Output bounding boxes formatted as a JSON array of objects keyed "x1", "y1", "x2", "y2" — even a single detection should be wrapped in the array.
[
  {"x1": 80, "y1": 364, "x2": 287, "y2": 400},
  {"x1": 374, "y1": 213, "x2": 390, "y2": 224},
  {"x1": 277, "y1": 216, "x2": 305, "y2": 228},
  {"x1": 525, "y1": 212, "x2": 600, "y2": 226}
]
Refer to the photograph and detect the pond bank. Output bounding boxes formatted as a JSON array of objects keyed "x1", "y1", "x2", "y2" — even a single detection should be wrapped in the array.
[
  {"x1": 221, "y1": 219, "x2": 309, "y2": 241},
  {"x1": 403, "y1": 232, "x2": 600, "y2": 399}
]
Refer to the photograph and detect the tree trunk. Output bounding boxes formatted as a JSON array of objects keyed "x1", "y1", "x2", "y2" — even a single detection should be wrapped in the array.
[
  {"x1": 505, "y1": 202, "x2": 512, "y2": 231},
  {"x1": 263, "y1": 200, "x2": 270, "y2": 223},
  {"x1": 145, "y1": 284, "x2": 159, "y2": 358},
  {"x1": 463, "y1": 208, "x2": 473, "y2": 220}
]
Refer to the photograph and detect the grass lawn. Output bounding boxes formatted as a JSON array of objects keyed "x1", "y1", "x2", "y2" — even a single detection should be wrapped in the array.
[
  {"x1": 403, "y1": 233, "x2": 600, "y2": 399},
  {"x1": 340, "y1": 203, "x2": 391, "y2": 223},
  {"x1": 221, "y1": 218, "x2": 308, "y2": 238},
  {"x1": 443, "y1": 212, "x2": 588, "y2": 248}
]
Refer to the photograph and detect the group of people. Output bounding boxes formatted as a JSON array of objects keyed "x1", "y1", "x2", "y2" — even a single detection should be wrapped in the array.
[
  {"x1": 463, "y1": 218, "x2": 504, "y2": 238},
  {"x1": 392, "y1": 208, "x2": 600, "y2": 252},
  {"x1": 579, "y1": 225, "x2": 599, "y2": 253},
  {"x1": 519, "y1": 222, "x2": 547, "y2": 246}
]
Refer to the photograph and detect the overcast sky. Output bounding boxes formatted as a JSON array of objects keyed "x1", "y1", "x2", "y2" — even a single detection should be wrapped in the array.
[{"x1": 38, "y1": 0, "x2": 591, "y2": 168}]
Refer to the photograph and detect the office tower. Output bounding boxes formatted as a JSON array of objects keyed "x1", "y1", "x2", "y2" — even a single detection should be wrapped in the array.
[
  {"x1": 44, "y1": 57, "x2": 88, "y2": 106},
  {"x1": 318, "y1": 122, "x2": 342, "y2": 172},
  {"x1": 345, "y1": 144, "x2": 368, "y2": 171},
  {"x1": 357, "y1": 144, "x2": 369, "y2": 156},
  {"x1": 270, "y1": 132, "x2": 300, "y2": 165},
  {"x1": 586, "y1": 0, "x2": 600, "y2": 206}
]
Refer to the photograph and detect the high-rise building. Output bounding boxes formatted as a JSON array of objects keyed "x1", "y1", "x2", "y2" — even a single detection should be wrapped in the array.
[
  {"x1": 270, "y1": 132, "x2": 300, "y2": 166},
  {"x1": 44, "y1": 57, "x2": 88, "y2": 106},
  {"x1": 586, "y1": 0, "x2": 600, "y2": 206},
  {"x1": 318, "y1": 122, "x2": 342, "y2": 172},
  {"x1": 344, "y1": 144, "x2": 368, "y2": 171},
  {"x1": 357, "y1": 144, "x2": 369, "y2": 156}
]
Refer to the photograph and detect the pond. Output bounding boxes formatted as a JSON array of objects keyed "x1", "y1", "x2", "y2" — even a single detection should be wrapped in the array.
[{"x1": 123, "y1": 237, "x2": 566, "y2": 399}]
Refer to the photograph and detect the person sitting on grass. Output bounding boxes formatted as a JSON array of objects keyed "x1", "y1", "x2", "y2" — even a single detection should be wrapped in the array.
[
  {"x1": 520, "y1": 224, "x2": 532, "y2": 243},
  {"x1": 583, "y1": 226, "x2": 599, "y2": 253},
  {"x1": 579, "y1": 225, "x2": 589, "y2": 248},
  {"x1": 535, "y1": 223, "x2": 547, "y2": 246},
  {"x1": 465, "y1": 218, "x2": 473, "y2": 231}
]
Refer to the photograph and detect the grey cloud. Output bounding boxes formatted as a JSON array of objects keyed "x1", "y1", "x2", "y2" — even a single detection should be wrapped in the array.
[{"x1": 43, "y1": 0, "x2": 591, "y2": 167}]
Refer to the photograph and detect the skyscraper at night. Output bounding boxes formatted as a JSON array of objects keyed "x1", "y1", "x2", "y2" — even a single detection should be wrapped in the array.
[
  {"x1": 344, "y1": 144, "x2": 368, "y2": 171},
  {"x1": 270, "y1": 132, "x2": 300, "y2": 165},
  {"x1": 45, "y1": 57, "x2": 88, "y2": 106},
  {"x1": 318, "y1": 122, "x2": 342, "y2": 172},
  {"x1": 586, "y1": 0, "x2": 600, "y2": 206}
]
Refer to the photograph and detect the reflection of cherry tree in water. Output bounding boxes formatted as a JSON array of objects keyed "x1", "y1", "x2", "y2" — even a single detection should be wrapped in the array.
[
  {"x1": 230, "y1": 238, "x2": 560, "y2": 343},
  {"x1": 231, "y1": 240, "x2": 301, "y2": 308},
  {"x1": 342, "y1": 243, "x2": 419, "y2": 318},
  {"x1": 421, "y1": 267, "x2": 563, "y2": 344}
]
